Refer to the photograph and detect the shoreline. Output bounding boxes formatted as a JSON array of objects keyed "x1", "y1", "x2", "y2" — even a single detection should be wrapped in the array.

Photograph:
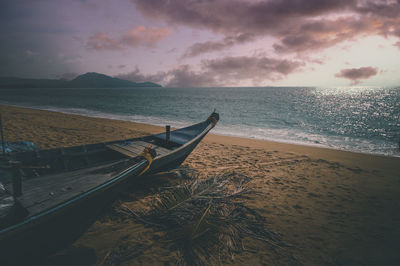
[
  {"x1": 1, "y1": 103, "x2": 398, "y2": 159},
  {"x1": 1, "y1": 104, "x2": 400, "y2": 265}
]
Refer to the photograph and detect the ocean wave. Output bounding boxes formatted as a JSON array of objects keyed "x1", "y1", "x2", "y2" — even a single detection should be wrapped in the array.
[
  {"x1": 1, "y1": 99, "x2": 399, "y2": 158},
  {"x1": 213, "y1": 125, "x2": 400, "y2": 157}
]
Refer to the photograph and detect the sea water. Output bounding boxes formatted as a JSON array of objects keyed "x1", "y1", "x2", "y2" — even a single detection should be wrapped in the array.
[{"x1": 0, "y1": 86, "x2": 399, "y2": 157}]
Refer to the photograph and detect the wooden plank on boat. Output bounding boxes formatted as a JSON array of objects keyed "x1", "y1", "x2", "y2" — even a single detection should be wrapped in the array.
[
  {"x1": 5, "y1": 160, "x2": 127, "y2": 216},
  {"x1": 120, "y1": 144, "x2": 146, "y2": 155},
  {"x1": 107, "y1": 140, "x2": 171, "y2": 158},
  {"x1": 130, "y1": 141, "x2": 151, "y2": 149},
  {"x1": 106, "y1": 144, "x2": 140, "y2": 157}
]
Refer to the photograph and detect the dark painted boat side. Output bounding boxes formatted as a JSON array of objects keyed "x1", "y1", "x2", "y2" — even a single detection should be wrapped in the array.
[{"x1": 0, "y1": 160, "x2": 148, "y2": 265}]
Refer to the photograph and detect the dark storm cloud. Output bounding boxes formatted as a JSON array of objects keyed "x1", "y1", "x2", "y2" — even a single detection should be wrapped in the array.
[
  {"x1": 356, "y1": 0, "x2": 400, "y2": 17},
  {"x1": 335, "y1": 67, "x2": 378, "y2": 85},
  {"x1": 132, "y1": 0, "x2": 356, "y2": 55},
  {"x1": 116, "y1": 55, "x2": 302, "y2": 87},
  {"x1": 132, "y1": 0, "x2": 355, "y2": 34},
  {"x1": 273, "y1": 17, "x2": 373, "y2": 53},
  {"x1": 132, "y1": 0, "x2": 400, "y2": 57}
]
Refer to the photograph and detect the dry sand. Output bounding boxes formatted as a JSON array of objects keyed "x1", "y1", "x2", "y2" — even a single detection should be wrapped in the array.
[{"x1": 1, "y1": 104, "x2": 400, "y2": 265}]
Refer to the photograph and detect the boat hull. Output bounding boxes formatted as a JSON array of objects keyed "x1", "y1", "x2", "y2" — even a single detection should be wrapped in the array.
[
  {"x1": 0, "y1": 113, "x2": 218, "y2": 264},
  {"x1": 0, "y1": 161, "x2": 147, "y2": 264}
]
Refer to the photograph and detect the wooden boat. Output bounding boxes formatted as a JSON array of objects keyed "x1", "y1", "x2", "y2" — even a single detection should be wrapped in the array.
[{"x1": 0, "y1": 111, "x2": 219, "y2": 263}]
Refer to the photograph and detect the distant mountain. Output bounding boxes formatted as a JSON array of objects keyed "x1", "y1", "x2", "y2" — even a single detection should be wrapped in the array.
[
  {"x1": 69, "y1": 72, "x2": 162, "y2": 88},
  {"x1": 0, "y1": 72, "x2": 161, "y2": 88}
]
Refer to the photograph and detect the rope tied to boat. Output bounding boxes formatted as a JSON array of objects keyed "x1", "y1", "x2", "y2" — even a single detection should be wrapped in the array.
[
  {"x1": 138, "y1": 145, "x2": 156, "y2": 176},
  {"x1": 207, "y1": 111, "x2": 219, "y2": 128}
]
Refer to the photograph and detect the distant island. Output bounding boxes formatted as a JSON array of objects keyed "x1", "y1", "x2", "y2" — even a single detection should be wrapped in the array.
[{"x1": 0, "y1": 72, "x2": 162, "y2": 88}]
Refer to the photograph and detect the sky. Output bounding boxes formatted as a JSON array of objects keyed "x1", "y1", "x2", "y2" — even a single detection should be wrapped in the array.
[{"x1": 1, "y1": 0, "x2": 400, "y2": 87}]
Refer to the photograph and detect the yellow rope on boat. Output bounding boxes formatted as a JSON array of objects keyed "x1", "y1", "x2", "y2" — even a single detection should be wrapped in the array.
[
  {"x1": 207, "y1": 116, "x2": 217, "y2": 128},
  {"x1": 138, "y1": 145, "x2": 154, "y2": 176}
]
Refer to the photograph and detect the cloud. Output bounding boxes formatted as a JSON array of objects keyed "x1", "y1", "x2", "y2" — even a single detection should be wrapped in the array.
[
  {"x1": 121, "y1": 26, "x2": 171, "y2": 47},
  {"x1": 87, "y1": 26, "x2": 171, "y2": 50},
  {"x1": 335, "y1": 66, "x2": 378, "y2": 85},
  {"x1": 356, "y1": 0, "x2": 400, "y2": 18},
  {"x1": 117, "y1": 55, "x2": 303, "y2": 87},
  {"x1": 202, "y1": 56, "x2": 303, "y2": 83},
  {"x1": 116, "y1": 65, "x2": 217, "y2": 87},
  {"x1": 132, "y1": 0, "x2": 400, "y2": 56},
  {"x1": 58, "y1": 72, "x2": 78, "y2": 80},
  {"x1": 87, "y1": 33, "x2": 122, "y2": 50},
  {"x1": 183, "y1": 33, "x2": 255, "y2": 58},
  {"x1": 132, "y1": 0, "x2": 355, "y2": 34},
  {"x1": 25, "y1": 50, "x2": 39, "y2": 56},
  {"x1": 116, "y1": 66, "x2": 168, "y2": 84},
  {"x1": 164, "y1": 65, "x2": 217, "y2": 87},
  {"x1": 273, "y1": 16, "x2": 374, "y2": 53}
]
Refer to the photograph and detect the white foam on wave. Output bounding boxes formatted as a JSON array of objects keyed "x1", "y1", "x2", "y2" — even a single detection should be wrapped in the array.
[
  {"x1": 213, "y1": 124, "x2": 400, "y2": 158},
  {"x1": 214, "y1": 125, "x2": 331, "y2": 148}
]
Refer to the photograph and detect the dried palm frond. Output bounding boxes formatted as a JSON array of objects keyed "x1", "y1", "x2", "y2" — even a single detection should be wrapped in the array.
[
  {"x1": 101, "y1": 243, "x2": 145, "y2": 266},
  {"x1": 119, "y1": 172, "x2": 296, "y2": 265}
]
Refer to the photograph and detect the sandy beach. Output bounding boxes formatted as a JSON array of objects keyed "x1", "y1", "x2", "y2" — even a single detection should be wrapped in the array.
[{"x1": 1, "y1": 104, "x2": 400, "y2": 265}]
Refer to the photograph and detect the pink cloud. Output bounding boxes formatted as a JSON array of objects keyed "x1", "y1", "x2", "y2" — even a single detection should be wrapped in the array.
[
  {"x1": 335, "y1": 66, "x2": 378, "y2": 85},
  {"x1": 87, "y1": 33, "x2": 121, "y2": 50},
  {"x1": 122, "y1": 26, "x2": 172, "y2": 47},
  {"x1": 87, "y1": 26, "x2": 172, "y2": 51},
  {"x1": 182, "y1": 33, "x2": 255, "y2": 58}
]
